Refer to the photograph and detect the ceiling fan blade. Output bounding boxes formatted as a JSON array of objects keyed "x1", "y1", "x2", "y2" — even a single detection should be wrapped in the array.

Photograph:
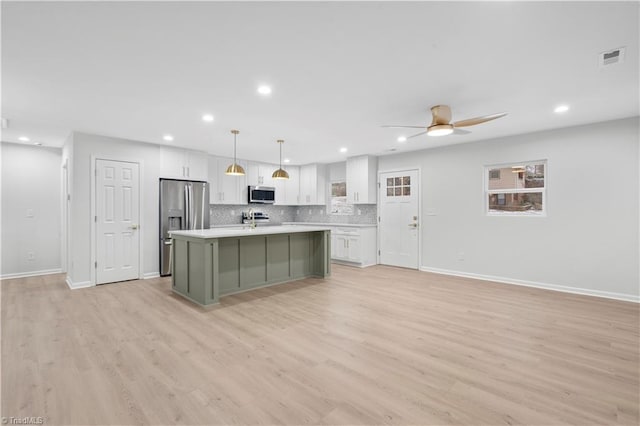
[
  {"x1": 453, "y1": 128, "x2": 471, "y2": 135},
  {"x1": 380, "y1": 125, "x2": 427, "y2": 129},
  {"x1": 407, "y1": 130, "x2": 428, "y2": 139},
  {"x1": 431, "y1": 105, "x2": 452, "y2": 126},
  {"x1": 453, "y1": 112, "x2": 507, "y2": 128}
]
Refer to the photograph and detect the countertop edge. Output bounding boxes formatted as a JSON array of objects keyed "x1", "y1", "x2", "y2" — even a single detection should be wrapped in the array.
[
  {"x1": 282, "y1": 222, "x2": 377, "y2": 228},
  {"x1": 171, "y1": 225, "x2": 332, "y2": 239}
]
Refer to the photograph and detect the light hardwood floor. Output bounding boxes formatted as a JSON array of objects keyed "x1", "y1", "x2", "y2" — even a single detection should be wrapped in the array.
[{"x1": 2, "y1": 265, "x2": 638, "y2": 425}]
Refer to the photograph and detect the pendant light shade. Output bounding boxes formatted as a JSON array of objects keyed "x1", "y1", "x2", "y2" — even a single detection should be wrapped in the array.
[
  {"x1": 225, "y1": 129, "x2": 245, "y2": 176},
  {"x1": 272, "y1": 139, "x2": 289, "y2": 179}
]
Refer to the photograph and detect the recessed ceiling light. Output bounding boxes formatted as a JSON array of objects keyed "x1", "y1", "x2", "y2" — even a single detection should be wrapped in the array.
[
  {"x1": 257, "y1": 85, "x2": 272, "y2": 95},
  {"x1": 163, "y1": 134, "x2": 174, "y2": 142},
  {"x1": 397, "y1": 136, "x2": 407, "y2": 143},
  {"x1": 202, "y1": 114, "x2": 214, "y2": 122},
  {"x1": 554, "y1": 105, "x2": 570, "y2": 113},
  {"x1": 33, "y1": 142, "x2": 42, "y2": 146},
  {"x1": 283, "y1": 158, "x2": 290, "y2": 163},
  {"x1": 18, "y1": 136, "x2": 30, "y2": 142},
  {"x1": 339, "y1": 147, "x2": 348, "y2": 153}
]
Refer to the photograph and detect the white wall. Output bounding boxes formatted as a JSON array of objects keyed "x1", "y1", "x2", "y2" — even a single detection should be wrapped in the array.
[
  {"x1": 378, "y1": 117, "x2": 639, "y2": 301},
  {"x1": 68, "y1": 132, "x2": 161, "y2": 286},
  {"x1": 1, "y1": 142, "x2": 62, "y2": 277}
]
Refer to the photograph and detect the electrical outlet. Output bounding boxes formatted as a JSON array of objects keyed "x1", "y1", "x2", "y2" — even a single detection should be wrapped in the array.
[
  {"x1": 280, "y1": 210, "x2": 284, "y2": 215},
  {"x1": 357, "y1": 209, "x2": 362, "y2": 215},
  {"x1": 27, "y1": 251, "x2": 35, "y2": 261},
  {"x1": 296, "y1": 209, "x2": 300, "y2": 215},
  {"x1": 230, "y1": 210, "x2": 235, "y2": 216},
  {"x1": 457, "y1": 251, "x2": 465, "y2": 261},
  {"x1": 26, "y1": 209, "x2": 34, "y2": 218}
]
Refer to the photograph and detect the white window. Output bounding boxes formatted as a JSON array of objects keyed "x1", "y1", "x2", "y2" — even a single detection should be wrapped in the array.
[{"x1": 485, "y1": 161, "x2": 546, "y2": 216}]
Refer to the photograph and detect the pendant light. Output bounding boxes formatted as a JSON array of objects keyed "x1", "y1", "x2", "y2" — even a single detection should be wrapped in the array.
[
  {"x1": 225, "y1": 129, "x2": 245, "y2": 176},
  {"x1": 272, "y1": 139, "x2": 289, "y2": 179}
]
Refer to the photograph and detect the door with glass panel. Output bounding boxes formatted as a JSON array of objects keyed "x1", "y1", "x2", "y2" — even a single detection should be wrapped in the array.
[{"x1": 378, "y1": 170, "x2": 419, "y2": 269}]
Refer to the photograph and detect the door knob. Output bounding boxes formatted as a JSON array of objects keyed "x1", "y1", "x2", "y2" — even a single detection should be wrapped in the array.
[
  {"x1": 408, "y1": 223, "x2": 418, "y2": 228},
  {"x1": 129, "y1": 224, "x2": 139, "y2": 230}
]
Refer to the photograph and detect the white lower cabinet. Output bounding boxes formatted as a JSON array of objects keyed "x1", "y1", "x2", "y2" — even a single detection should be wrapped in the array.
[{"x1": 330, "y1": 226, "x2": 377, "y2": 267}]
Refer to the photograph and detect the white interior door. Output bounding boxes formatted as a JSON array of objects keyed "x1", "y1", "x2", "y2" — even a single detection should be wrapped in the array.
[
  {"x1": 96, "y1": 159, "x2": 140, "y2": 284},
  {"x1": 379, "y1": 170, "x2": 419, "y2": 269}
]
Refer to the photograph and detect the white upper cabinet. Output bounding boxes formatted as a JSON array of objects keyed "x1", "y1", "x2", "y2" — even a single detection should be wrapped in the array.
[
  {"x1": 284, "y1": 166, "x2": 300, "y2": 205},
  {"x1": 160, "y1": 146, "x2": 208, "y2": 181},
  {"x1": 208, "y1": 156, "x2": 247, "y2": 205},
  {"x1": 246, "y1": 161, "x2": 277, "y2": 188},
  {"x1": 346, "y1": 155, "x2": 377, "y2": 204},
  {"x1": 272, "y1": 165, "x2": 300, "y2": 205},
  {"x1": 186, "y1": 151, "x2": 208, "y2": 181},
  {"x1": 299, "y1": 164, "x2": 326, "y2": 205}
]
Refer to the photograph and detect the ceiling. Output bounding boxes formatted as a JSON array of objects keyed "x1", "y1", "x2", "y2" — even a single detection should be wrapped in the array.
[{"x1": 2, "y1": 1, "x2": 638, "y2": 165}]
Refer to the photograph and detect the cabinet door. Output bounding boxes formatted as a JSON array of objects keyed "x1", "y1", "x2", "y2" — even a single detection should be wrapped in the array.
[
  {"x1": 246, "y1": 161, "x2": 260, "y2": 186},
  {"x1": 346, "y1": 156, "x2": 364, "y2": 204},
  {"x1": 217, "y1": 157, "x2": 246, "y2": 204},
  {"x1": 346, "y1": 155, "x2": 377, "y2": 204},
  {"x1": 273, "y1": 176, "x2": 287, "y2": 205},
  {"x1": 347, "y1": 235, "x2": 361, "y2": 262},
  {"x1": 259, "y1": 163, "x2": 275, "y2": 188},
  {"x1": 159, "y1": 146, "x2": 187, "y2": 179},
  {"x1": 207, "y1": 156, "x2": 221, "y2": 203},
  {"x1": 285, "y1": 166, "x2": 300, "y2": 205},
  {"x1": 186, "y1": 151, "x2": 208, "y2": 181},
  {"x1": 299, "y1": 165, "x2": 313, "y2": 205},
  {"x1": 334, "y1": 235, "x2": 348, "y2": 259}
]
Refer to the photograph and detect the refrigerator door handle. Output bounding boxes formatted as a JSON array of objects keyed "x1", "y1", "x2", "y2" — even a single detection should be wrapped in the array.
[
  {"x1": 201, "y1": 185, "x2": 206, "y2": 229},
  {"x1": 188, "y1": 183, "x2": 195, "y2": 230},
  {"x1": 184, "y1": 183, "x2": 191, "y2": 230}
]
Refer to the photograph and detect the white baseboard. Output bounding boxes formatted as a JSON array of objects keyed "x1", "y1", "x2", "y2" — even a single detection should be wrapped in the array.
[
  {"x1": 1, "y1": 268, "x2": 63, "y2": 280},
  {"x1": 66, "y1": 276, "x2": 93, "y2": 290},
  {"x1": 420, "y1": 266, "x2": 639, "y2": 303},
  {"x1": 143, "y1": 272, "x2": 160, "y2": 279},
  {"x1": 331, "y1": 260, "x2": 376, "y2": 268}
]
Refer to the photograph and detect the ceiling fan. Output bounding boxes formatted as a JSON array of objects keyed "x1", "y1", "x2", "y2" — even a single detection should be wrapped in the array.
[{"x1": 382, "y1": 105, "x2": 507, "y2": 138}]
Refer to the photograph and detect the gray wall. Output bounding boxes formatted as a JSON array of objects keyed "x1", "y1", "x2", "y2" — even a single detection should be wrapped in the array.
[
  {"x1": 378, "y1": 117, "x2": 639, "y2": 300},
  {"x1": 1, "y1": 142, "x2": 62, "y2": 277},
  {"x1": 67, "y1": 132, "x2": 161, "y2": 285}
]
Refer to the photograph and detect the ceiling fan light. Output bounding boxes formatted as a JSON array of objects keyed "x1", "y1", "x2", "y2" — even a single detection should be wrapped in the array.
[{"x1": 427, "y1": 124, "x2": 454, "y2": 137}]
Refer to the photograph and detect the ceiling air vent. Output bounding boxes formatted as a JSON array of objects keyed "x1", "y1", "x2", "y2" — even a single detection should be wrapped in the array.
[{"x1": 599, "y1": 47, "x2": 625, "y2": 68}]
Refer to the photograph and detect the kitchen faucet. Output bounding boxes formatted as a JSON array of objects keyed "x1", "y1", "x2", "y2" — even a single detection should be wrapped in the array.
[{"x1": 248, "y1": 208, "x2": 256, "y2": 229}]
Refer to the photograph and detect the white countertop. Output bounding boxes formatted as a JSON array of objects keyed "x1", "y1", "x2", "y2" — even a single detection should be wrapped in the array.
[
  {"x1": 171, "y1": 225, "x2": 331, "y2": 239},
  {"x1": 283, "y1": 222, "x2": 377, "y2": 228}
]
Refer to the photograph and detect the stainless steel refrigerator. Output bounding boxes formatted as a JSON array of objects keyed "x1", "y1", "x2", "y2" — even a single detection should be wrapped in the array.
[{"x1": 159, "y1": 179, "x2": 210, "y2": 276}]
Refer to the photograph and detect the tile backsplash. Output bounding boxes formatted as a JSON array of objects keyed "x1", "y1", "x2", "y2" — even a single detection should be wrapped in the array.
[
  {"x1": 210, "y1": 204, "x2": 296, "y2": 226},
  {"x1": 209, "y1": 203, "x2": 377, "y2": 226},
  {"x1": 293, "y1": 204, "x2": 377, "y2": 224}
]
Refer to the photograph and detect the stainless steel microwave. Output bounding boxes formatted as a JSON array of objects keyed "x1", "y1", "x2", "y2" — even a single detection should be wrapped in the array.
[{"x1": 248, "y1": 186, "x2": 275, "y2": 204}]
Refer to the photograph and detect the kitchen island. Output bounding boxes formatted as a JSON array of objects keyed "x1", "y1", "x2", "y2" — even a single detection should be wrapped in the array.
[{"x1": 169, "y1": 226, "x2": 331, "y2": 306}]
